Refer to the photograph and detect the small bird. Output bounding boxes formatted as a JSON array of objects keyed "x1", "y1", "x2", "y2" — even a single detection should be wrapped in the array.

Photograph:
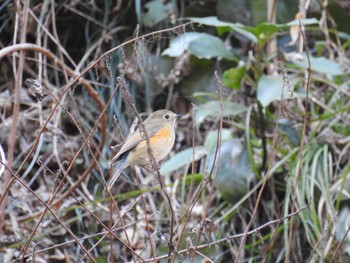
[{"x1": 108, "y1": 110, "x2": 181, "y2": 188}]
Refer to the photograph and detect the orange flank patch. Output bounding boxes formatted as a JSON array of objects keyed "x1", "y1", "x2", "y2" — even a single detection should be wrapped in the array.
[{"x1": 150, "y1": 127, "x2": 171, "y2": 143}]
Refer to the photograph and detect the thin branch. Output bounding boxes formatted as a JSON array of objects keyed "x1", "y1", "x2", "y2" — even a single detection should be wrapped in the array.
[
  {"x1": 285, "y1": 19, "x2": 311, "y2": 263},
  {"x1": 0, "y1": 161, "x2": 96, "y2": 262},
  {"x1": 145, "y1": 204, "x2": 309, "y2": 262}
]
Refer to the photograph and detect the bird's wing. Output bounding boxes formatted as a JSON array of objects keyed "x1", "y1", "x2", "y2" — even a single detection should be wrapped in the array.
[
  {"x1": 110, "y1": 122, "x2": 163, "y2": 164},
  {"x1": 110, "y1": 129, "x2": 144, "y2": 164}
]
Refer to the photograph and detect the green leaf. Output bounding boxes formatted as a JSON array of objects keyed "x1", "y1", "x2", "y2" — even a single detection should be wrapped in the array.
[
  {"x1": 160, "y1": 146, "x2": 207, "y2": 175},
  {"x1": 335, "y1": 207, "x2": 350, "y2": 247},
  {"x1": 231, "y1": 27, "x2": 258, "y2": 42},
  {"x1": 162, "y1": 32, "x2": 235, "y2": 59},
  {"x1": 187, "y1": 16, "x2": 257, "y2": 42},
  {"x1": 187, "y1": 16, "x2": 234, "y2": 27},
  {"x1": 222, "y1": 64, "x2": 246, "y2": 89},
  {"x1": 343, "y1": 40, "x2": 350, "y2": 49},
  {"x1": 338, "y1": 32, "x2": 350, "y2": 41},
  {"x1": 290, "y1": 53, "x2": 343, "y2": 76},
  {"x1": 203, "y1": 128, "x2": 233, "y2": 152},
  {"x1": 204, "y1": 131, "x2": 254, "y2": 203},
  {"x1": 257, "y1": 75, "x2": 295, "y2": 107},
  {"x1": 243, "y1": 23, "x2": 282, "y2": 46},
  {"x1": 256, "y1": 23, "x2": 281, "y2": 37},
  {"x1": 195, "y1": 101, "x2": 247, "y2": 124},
  {"x1": 278, "y1": 118, "x2": 300, "y2": 146},
  {"x1": 162, "y1": 32, "x2": 198, "y2": 57},
  {"x1": 186, "y1": 16, "x2": 319, "y2": 45},
  {"x1": 142, "y1": 0, "x2": 174, "y2": 27},
  {"x1": 188, "y1": 36, "x2": 235, "y2": 60},
  {"x1": 286, "y1": 18, "x2": 319, "y2": 26}
]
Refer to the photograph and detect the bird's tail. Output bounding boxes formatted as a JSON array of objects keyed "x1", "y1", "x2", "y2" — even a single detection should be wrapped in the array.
[{"x1": 108, "y1": 156, "x2": 127, "y2": 189}]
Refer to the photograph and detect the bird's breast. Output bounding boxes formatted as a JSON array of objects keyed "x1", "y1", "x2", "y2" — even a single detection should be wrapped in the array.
[
  {"x1": 150, "y1": 126, "x2": 174, "y2": 144},
  {"x1": 129, "y1": 125, "x2": 175, "y2": 165}
]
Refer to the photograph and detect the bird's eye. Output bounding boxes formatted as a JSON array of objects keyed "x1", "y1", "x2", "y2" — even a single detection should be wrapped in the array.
[{"x1": 164, "y1": 114, "x2": 170, "y2": 120}]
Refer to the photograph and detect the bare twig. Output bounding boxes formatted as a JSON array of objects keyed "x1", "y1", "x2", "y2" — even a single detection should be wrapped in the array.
[
  {"x1": 0, "y1": 0, "x2": 29, "y2": 238},
  {"x1": 191, "y1": 71, "x2": 224, "y2": 259},
  {"x1": 235, "y1": 58, "x2": 289, "y2": 263},
  {"x1": 0, "y1": 161, "x2": 96, "y2": 262},
  {"x1": 145, "y1": 204, "x2": 309, "y2": 262},
  {"x1": 0, "y1": 44, "x2": 107, "y2": 211},
  {"x1": 117, "y1": 77, "x2": 174, "y2": 262},
  {"x1": 331, "y1": 223, "x2": 350, "y2": 262},
  {"x1": 285, "y1": 20, "x2": 311, "y2": 263}
]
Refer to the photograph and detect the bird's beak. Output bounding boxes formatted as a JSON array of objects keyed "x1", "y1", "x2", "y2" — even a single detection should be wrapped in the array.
[{"x1": 175, "y1": 113, "x2": 183, "y2": 119}]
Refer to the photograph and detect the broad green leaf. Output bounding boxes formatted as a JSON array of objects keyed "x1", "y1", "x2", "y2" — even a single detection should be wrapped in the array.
[
  {"x1": 160, "y1": 146, "x2": 207, "y2": 175},
  {"x1": 255, "y1": 23, "x2": 281, "y2": 37},
  {"x1": 203, "y1": 129, "x2": 233, "y2": 152},
  {"x1": 230, "y1": 27, "x2": 258, "y2": 42},
  {"x1": 204, "y1": 132, "x2": 254, "y2": 203},
  {"x1": 195, "y1": 101, "x2": 247, "y2": 124},
  {"x1": 335, "y1": 207, "x2": 350, "y2": 254},
  {"x1": 142, "y1": 0, "x2": 174, "y2": 27},
  {"x1": 187, "y1": 16, "x2": 234, "y2": 27},
  {"x1": 242, "y1": 23, "x2": 282, "y2": 46},
  {"x1": 222, "y1": 64, "x2": 246, "y2": 89},
  {"x1": 343, "y1": 40, "x2": 350, "y2": 49},
  {"x1": 257, "y1": 75, "x2": 295, "y2": 107},
  {"x1": 162, "y1": 32, "x2": 199, "y2": 57},
  {"x1": 162, "y1": 32, "x2": 235, "y2": 59},
  {"x1": 286, "y1": 18, "x2": 319, "y2": 26},
  {"x1": 338, "y1": 32, "x2": 350, "y2": 41},
  {"x1": 216, "y1": 144, "x2": 254, "y2": 203},
  {"x1": 291, "y1": 53, "x2": 343, "y2": 75},
  {"x1": 278, "y1": 118, "x2": 300, "y2": 146},
  {"x1": 187, "y1": 16, "x2": 257, "y2": 42},
  {"x1": 187, "y1": 16, "x2": 319, "y2": 43},
  {"x1": 188, "y1": 36, "x2": 235, "y2": 60}
]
